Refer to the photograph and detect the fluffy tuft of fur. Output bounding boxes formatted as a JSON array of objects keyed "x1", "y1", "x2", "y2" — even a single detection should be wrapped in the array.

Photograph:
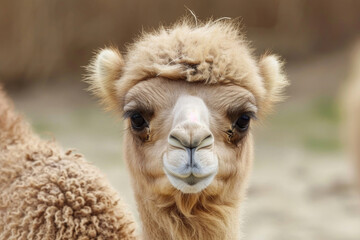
[
  {"x1": 87, "y1": 18, "x2": 288, "y2": 115},
  {"x1": 258, "y1": 54, "x2": 289, "y2": 115},
  {"x1": 0, "y1": 85, "x2": 137, "y2": 240},
  {"x1": 85, "y1": 47, "x2": 124, "y2": 111}
]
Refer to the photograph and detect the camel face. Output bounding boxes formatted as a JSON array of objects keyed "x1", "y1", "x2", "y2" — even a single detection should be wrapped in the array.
[
  {"x1": 122, "y1": 78, "x2": 256, "y2": 195},
  {"x1": 86, "y1": 19, "x2": 288, "y2": 199}
]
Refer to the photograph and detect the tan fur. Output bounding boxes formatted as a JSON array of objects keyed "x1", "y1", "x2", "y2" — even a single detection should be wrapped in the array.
[
  {"x1": 87, "y1": 19, "x2": 288, "y2": 116},
  {"x1": 0, "y1": 85, "x2": 137, "y2": 240},
  {"x1": 87, "y1": 18, "x2": 288, "y2": 239}
]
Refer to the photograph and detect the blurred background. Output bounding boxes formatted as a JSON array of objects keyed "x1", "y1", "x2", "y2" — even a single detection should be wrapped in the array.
[{"x1": 1, "y1": 0, "x2": 360, "y2": 239}]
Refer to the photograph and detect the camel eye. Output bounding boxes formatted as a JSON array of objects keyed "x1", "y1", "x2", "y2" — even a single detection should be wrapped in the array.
[
  {"x1": 130, "y1": 112, "x2": 147, "y2": 130},
  {"x1": 235, "y1": 113, "x2": 251, "y2": 131}
]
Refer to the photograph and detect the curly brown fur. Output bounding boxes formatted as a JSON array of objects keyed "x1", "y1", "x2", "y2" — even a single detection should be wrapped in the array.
[{"x1": 0, "y1": 85, "x2": 137, "y2": 240}]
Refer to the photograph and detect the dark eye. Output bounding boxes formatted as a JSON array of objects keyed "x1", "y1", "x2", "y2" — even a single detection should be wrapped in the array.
[
  {"x1": 235, "y1": 113, "x2": 251, "y2": 131},
  {"x1": 130, "y1": 112, "x2": 147, "y2": 130}
]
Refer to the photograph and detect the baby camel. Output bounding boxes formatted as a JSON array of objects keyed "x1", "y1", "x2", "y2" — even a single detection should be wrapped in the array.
[{"x1": 87, "y1": 19, "x2": 288, "y2": 240}]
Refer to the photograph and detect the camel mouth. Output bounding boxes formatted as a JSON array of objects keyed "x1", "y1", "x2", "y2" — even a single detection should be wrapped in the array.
[
  {"x1": 171, "y1": 172, "x2": 213, "y2": 186},
  {"x1": 162, "y1": 148, "x2": 219, "y2": 193},
  {"x1": 163, "y1": 167, "x2": 217, "y2": 193},
  {"x1": 184, "y1": 174, "x2": 199, "y2": 186}
]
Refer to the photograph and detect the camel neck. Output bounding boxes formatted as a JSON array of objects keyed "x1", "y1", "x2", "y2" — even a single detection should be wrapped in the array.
[{"x1": 137, "y1": 193, "x2": 241, "y2": 240}]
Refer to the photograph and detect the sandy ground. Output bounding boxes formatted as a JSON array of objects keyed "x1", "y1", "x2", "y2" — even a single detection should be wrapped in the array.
[{"x1": 6, "y1": 49, "x2": 360, "y2": 239}]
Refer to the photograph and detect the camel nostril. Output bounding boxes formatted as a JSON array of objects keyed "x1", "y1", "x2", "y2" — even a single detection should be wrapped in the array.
[
  {"x1": 204, "y1": 134, "x2": 212, "y2": 141},
  {"x1": 197, "y1": 134, "x2": 214, "y2": 149},
  {"x1": 168, "y1": 124, "x2": 214, "y2": 149},
  {"x1": 168, "y1": 129, "x2": 214, "y2": 150},
  {"x1": 168, "y1": 134, "x2": 189, "y2": 149},
  {"x1": 169, "y1": 134, "x2": 178, "y2": 142}
]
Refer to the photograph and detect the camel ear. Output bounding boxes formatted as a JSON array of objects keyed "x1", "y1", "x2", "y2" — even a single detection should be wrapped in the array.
[
  {"x1": 86, "y1": 48, "x2": 124, "y2": 111},
  {"x1": 258, "y1": 54, "x2": 288, "y2": 113}
]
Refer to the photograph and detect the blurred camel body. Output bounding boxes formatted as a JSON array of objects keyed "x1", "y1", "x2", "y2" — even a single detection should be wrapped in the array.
[
  {"x1": 87, "y1": 18, "x2": 287, "y2": 240},
  {"x1": 344, "y1": 41, "x2": 360, "y2": 188},
  {"x1": 0, "y1": 86, "x2": 137, "y2": 239}
]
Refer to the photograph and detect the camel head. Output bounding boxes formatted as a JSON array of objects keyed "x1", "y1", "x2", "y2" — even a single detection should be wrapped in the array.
[{"x1": 87, "y1": 19, "x2": 287, "y2": 239}]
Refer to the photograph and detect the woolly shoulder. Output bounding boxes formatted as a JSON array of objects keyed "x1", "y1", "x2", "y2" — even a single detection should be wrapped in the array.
[{"x1": 0, "y1": 148, "x2": 137, "y2": 240}]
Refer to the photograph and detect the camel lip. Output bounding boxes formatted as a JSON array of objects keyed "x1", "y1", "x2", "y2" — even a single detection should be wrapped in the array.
[
  {"x1": 164, "y1": 167, "x2": 216, "y2": 185},
  {"x1": 163, "y1": 167, "x2": 216, "y2": 186}
]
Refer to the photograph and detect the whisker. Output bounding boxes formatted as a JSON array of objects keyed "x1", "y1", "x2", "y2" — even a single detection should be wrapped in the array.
[
  {"x1": 213, "y1": 17, "x2": 231, "y2": 24},
  {"x1": 185, "y1": 7, "x2": 198, "y2": 26}
]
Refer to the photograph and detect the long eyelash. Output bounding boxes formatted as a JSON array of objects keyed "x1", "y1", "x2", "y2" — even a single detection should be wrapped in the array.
[
  {"x1": 227, "y1": 107, "x2": 257, "y2": 121},
  {"x1": 123, "y1": 110, "x2": 136, "y2": 119},
  {"x1": 247, "y1": 111, "x2": 257, "y2": 120}
]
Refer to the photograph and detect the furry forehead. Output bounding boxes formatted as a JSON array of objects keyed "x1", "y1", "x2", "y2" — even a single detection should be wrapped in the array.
[
  {"x1": 87, "y1": 19, "x2": 287, "y2": 113},
  {"x1": 122, "y1": 20, "x2": 265, "y2": 96}
]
